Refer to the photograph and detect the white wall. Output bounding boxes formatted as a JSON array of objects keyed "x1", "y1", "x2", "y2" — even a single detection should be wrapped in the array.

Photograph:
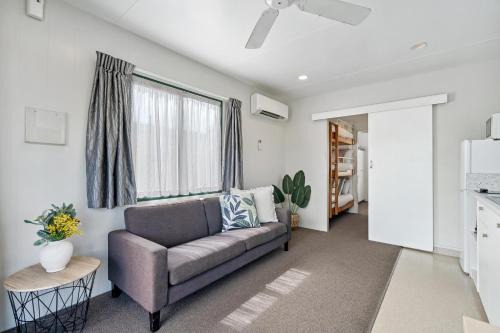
[
  {"x1": 338, "y1": 114, "x2": 368, "y2": 132},
  {"x1": 0, "y1": 0, "x2": 286, "y2": 330},
  {"x1": 285, "y1": 58, "x2": 500, "y2": 251}
]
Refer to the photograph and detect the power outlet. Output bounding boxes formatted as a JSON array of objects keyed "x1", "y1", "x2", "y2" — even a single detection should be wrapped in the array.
[{"x1": 26, "y1": 0, "x2": 45, "y2": 21}]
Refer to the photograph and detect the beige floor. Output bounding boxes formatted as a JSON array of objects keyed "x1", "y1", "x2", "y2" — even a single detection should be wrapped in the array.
[{"x1": 372, "y1": 248, "x2": 487, "y2": 333}]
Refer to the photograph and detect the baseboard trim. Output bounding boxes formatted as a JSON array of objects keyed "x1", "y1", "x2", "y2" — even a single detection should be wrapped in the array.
[{"x1": 433, "y1": 246, "x2": 460, "y2": 258}]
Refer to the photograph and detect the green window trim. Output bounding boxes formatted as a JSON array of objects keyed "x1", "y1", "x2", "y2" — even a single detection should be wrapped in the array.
[{"x1": 137, "y1": 191, "x2": 223, "y2": 202}]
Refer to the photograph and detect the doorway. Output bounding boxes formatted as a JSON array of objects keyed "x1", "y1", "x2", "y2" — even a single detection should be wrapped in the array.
[
  {"x1": 316, "y1": 95, "x2": 445, "y2": 251},
  {"x1": 329, "y1": 114, "x2": 369, "y2": 230},
  {"x1": 327, "y1": 107, "x2": 433, "y2": 252}
]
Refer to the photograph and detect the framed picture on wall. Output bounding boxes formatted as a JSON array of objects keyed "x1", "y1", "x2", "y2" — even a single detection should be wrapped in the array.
[{"x1": 25, "y1": 107, "x2": 67, "y2": 145}]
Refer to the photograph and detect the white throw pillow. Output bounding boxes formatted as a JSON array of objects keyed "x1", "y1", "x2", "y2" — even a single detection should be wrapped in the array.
[
  {"x1": 338, "y1": 179, "x2": 346, "y2": 193},
  {"x1": 231, "y1": 186, "x2": 278, "y2": 223},
  {"x1": 343, "y1": 149, "x2": 353, "y2": 159},
  {"x1": 342, "y1": 179, "x2": 352, "y2": 194}
]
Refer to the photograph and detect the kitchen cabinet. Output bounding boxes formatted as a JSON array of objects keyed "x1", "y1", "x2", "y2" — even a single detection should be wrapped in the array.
[{"x1": 477, "y1": 201, "x2": 500, "y2": 325}]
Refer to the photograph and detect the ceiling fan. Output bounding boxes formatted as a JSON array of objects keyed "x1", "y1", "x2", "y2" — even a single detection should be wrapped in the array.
[{"x1": 246, "y1": 0, "x2": 371, "y2": 49}]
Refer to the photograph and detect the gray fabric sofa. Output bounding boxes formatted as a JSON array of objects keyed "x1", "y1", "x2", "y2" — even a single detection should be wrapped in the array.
[{"x1": 108, "y1": 197, "x2": 291, "y2": 331}]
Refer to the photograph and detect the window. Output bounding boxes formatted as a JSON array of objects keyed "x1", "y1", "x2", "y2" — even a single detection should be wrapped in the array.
[{"x1": 131, "y1": 75, "x2": 222, "y2": 200}]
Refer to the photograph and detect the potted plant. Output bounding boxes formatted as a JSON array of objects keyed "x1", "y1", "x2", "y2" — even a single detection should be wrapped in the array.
[
  {"x1": 24, "y1": 203, "x2": 81, "y2": 273},
  {"x1": 273, "y1": 170, "x2": 311, "y2": 229}
]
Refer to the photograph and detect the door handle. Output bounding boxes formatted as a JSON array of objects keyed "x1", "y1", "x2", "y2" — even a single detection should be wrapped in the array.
[
  {"x1": 478, "y1": 206, "x2": 484, "y2": 211},
  {"x1": 482, "y1": 233, "x2": 488, "y2": 238}
]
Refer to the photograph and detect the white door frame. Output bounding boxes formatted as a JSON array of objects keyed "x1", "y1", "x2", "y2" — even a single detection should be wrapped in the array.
[
  {"x1": 312, "y1": 94, "x2": 447, "y2": 248},
  {"x1": 311, "y1": 94, "x2": 447, "y2": 121}
]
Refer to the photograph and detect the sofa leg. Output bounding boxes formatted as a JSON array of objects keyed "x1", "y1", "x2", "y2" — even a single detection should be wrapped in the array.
[
  {"x1": 284, "y1": 241, "x2": 289, "y2": 251},
  {"x1": 111, "y1": 284, "x2": 122, "y2": 298},
  {"x1": 149, "y1": 311, "x2": 161, "y2": 332}
]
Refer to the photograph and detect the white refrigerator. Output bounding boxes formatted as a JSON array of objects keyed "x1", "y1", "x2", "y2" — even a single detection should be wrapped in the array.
[{"x1": 460, "y1": 139, "x2": 500, "y2": 275}]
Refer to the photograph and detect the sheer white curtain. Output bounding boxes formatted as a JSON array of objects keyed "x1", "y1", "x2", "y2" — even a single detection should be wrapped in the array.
[{"x1": 131, "y1": 77, "x2": 222, "y2": 198}]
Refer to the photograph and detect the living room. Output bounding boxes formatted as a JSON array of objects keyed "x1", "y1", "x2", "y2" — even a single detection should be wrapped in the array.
[{"x1": 1, "y1": 0, "x2": 500, "y2": 332}]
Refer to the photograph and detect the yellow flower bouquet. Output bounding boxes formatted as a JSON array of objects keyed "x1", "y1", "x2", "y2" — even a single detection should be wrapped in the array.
[{"x1": 24, "y1": 203, "x2": 82, "y2": 246}]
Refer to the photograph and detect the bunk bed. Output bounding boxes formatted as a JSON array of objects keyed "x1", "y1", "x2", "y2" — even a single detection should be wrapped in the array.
[{"x1": 329, "y1": 121, "x2": 355, "y2": 218}]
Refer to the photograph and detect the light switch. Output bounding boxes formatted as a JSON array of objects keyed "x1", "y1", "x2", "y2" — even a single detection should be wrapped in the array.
[{"x1": 26, "y1": 0, "x2": 45, "y2": 21}]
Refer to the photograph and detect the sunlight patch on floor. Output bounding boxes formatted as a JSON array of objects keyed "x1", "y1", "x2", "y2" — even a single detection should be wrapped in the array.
[
  {"x1": 220, "y1": 292, "x2": 277, "y2": 331},
  {"x1": 265, "y1": 268, "x2": 310, "y2": 295},
  {"x1": 220, "y1": 268, "x2": 310, "y2": 331}
]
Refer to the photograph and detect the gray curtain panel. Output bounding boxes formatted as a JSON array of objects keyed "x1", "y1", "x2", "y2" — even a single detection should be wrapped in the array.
[
  {"x1": 222, "y1": 98, "x2": 244, "y2": 192},
  {"x1": 86, "y1": 52, "x2": 137, "y2": 208}
]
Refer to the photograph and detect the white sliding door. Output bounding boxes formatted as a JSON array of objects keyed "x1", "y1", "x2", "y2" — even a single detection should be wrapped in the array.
[{"x1": 368, "y1": 106, "x2": 433, "y2": 251}]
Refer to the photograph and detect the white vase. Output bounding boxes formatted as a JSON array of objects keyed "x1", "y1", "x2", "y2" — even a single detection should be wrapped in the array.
[{"x1": 40, "y1": 240, "x2": 73, "y2": 273}]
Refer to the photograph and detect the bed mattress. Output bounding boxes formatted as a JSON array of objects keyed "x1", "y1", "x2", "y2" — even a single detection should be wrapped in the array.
[
  {"x1": 331, "y1": 125, "x2": 354, "y2": 139},
  {"x1": 333, "y1": 162, "x2": 353, "y2": 172},
  {"x1": 331, "y1": 193, "x2": 354, "y2": 207}
]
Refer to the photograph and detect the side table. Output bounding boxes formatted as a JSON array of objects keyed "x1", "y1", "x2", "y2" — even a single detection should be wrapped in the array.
[{"x1": 3, "y1": 256, "x2": 100, "y2": 333}]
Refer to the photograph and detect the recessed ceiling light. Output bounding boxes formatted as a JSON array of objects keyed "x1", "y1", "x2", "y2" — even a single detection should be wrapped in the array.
[
  {"x1": 411, "y1": 42, "x2": 428, "y2": 50},
  {"x1": 298, "y1": 75, "x2": 308, "y2": 81}
]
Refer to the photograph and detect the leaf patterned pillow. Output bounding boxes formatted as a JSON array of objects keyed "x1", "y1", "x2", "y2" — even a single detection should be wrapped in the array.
[{"x1": 219, "y1": 194, "x2": 260, "y2": 232}]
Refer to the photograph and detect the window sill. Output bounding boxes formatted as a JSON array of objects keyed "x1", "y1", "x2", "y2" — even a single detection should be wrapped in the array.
[{"x1": 134, "y1": 192, "x2": 222, "y2": 207}]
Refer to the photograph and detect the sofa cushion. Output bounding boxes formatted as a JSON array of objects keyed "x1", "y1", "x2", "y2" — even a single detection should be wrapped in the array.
[
  {"x1": 220, "y1": 194, "x2": 260, "y2": 231},
  {"x1": 168, "y1": 235, "x2": 245, "y2": 285},
  {"x1": 216, "y1": 222, "x2": 287, "y2": 250},
  {"x1": 125, "y1": 200, "x2": 209, "y2": 248},
  {"x1": 231, "y1": 186, "x2": 278, "y2": 223},
  {"x1": 203, "y1": 197, "x2": 223, "y2": 235}
]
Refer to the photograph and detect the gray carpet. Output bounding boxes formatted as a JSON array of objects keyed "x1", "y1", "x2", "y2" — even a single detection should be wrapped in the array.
[{"x1": 41, "y1": 204, "x2": 401, "y2": 332}]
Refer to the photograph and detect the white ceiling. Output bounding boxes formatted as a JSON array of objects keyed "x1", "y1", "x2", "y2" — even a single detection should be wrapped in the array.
[{"x1": 64, "y1": 0, "x2": 500, "y2": 100}]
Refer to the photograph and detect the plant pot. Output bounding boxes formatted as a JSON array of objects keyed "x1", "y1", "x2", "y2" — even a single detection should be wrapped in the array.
[
  {"x1": 291, "y1": 213, "x2": 300, "y2": 230},
  {"x1": 40, "y1": 240, "x2": 73, "y2": 273}
]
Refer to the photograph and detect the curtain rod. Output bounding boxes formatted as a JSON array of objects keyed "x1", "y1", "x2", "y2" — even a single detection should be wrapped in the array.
[{"x1": 134, "y1": 68, "x2": 229, "y2": 102}]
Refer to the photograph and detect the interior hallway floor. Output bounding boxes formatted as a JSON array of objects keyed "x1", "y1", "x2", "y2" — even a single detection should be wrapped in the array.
[{"x1": 68, "y1": 203, "x2": 399, "y2": 333}]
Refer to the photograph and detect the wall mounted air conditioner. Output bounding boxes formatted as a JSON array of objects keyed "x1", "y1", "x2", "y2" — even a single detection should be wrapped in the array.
[{"x1": 251, "y1": 93, "x2": 288, "y2": 120}]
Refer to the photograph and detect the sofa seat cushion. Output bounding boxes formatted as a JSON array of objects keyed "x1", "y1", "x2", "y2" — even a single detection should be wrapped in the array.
[
  {"x1": 168, "y1": 235, "x2": 245, "y2": 285},
  {"x1": 216, "y1": 222, "x2": 287, "y2": 251}
]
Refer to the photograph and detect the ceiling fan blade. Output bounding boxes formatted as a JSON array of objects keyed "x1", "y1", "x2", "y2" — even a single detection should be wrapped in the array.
[
  {"x1": 245, "y1": 8, "x2": 279, "y2": 49},
  {"x1": 296, "y1": 0, "x2": 371, "y2": 25}
]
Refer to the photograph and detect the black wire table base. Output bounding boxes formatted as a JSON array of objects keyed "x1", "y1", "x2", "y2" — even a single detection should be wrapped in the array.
[{"x1": 7, "y1": 271, "x2": 96, "y2": 333}]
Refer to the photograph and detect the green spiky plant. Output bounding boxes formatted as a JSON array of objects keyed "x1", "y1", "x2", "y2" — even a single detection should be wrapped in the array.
[{"x1": 273, "y1": 170, "x2": 311, "y2": 214}]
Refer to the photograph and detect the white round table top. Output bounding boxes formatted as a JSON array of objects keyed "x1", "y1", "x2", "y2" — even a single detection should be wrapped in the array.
[{"x1": 3, "y1": 256, "x2": 101, "y2": 293}]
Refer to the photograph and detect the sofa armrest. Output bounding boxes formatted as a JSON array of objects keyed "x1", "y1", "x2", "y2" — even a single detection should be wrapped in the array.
[
  {"x1": 108, "y1": 230, "x2": 168, "y2": 313},
  {"x1": 276, "y1": 208, "x2": 292, "y2": 241}
]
